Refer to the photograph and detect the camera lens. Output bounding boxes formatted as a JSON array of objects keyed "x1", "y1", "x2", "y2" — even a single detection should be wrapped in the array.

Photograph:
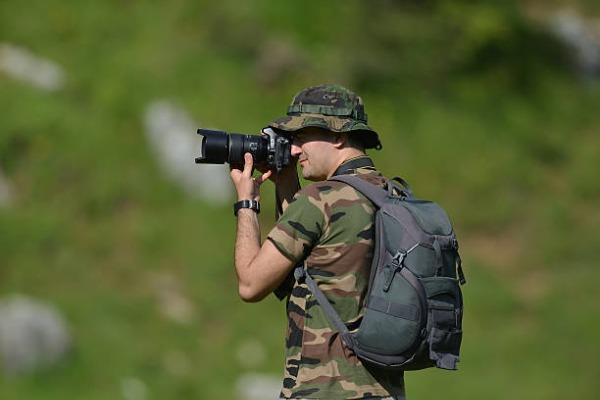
[
  {"x1": 228, "y1": 134, "x2": 268, "y2": 166},
  {"x1": 195, "y1": 129, "x2": 269, "y2": 166},
  {"x1": 195, "y1": 129, "x2": 229, "y2": 164}
]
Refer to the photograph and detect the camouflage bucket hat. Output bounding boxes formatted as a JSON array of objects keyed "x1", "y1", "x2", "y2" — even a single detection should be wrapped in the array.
[{"x1": 268, "y1": 84, "x2": 382, "y2": 149}]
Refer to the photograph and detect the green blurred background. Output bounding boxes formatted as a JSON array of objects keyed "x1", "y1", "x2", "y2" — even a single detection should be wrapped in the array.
[{"x1": 1, "y1": 0, "x2": 599, "y2": 399}]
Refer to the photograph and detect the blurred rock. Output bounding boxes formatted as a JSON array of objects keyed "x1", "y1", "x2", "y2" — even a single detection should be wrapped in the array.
[
  {"x1": 0, "y1": 168, "x2": 11, "y2": 207},
  {"x1": 152, "y1": 271, "x2": 195, "y2": 325},
  {"x1": 550, "y1": 10, "x2": 600, "y2": 80},
  {"x1": 235, "y1": 372, "x2": 281, "y2": 400},
  {"x1": 144, "y1": 100, "x2": 232, "y2": 204},
  {"x1": 0, "y1": 43, "x2": 65, "y2": 91},
  {"x1": 0, "y1": 295, "x2": 71, "y2": 375},
  {"x1": 236, "y1": 338, "x2": 267, "y2": 369},
  {"x1": 120, "y1": 377, "x2": 149, "y2": 400}
]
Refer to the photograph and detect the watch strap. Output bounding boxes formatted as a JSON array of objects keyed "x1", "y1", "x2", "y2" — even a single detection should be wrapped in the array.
[{"x1": 233, "y1": 199, "x2": 260, "y2": 216}]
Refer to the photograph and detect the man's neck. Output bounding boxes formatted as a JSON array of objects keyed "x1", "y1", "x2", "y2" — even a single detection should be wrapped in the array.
[{"x1": 327, "y1": 149, "x2": 367, "y2": 178}]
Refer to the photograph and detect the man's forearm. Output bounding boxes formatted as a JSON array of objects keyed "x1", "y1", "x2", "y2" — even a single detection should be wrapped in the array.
[
  {"x1": 234, "y1": 208, "x2": 262, "y2": 278},
  {"x1": 234, "y1": 208, "x2": 292, "y2": 302}
]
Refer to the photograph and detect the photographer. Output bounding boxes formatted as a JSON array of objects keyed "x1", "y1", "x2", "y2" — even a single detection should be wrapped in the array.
[{"x1": 229, "y1": 84, "x2": 406, "y2": 400}]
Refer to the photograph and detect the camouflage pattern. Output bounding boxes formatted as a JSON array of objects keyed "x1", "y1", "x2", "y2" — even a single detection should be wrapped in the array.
[
  {"x1": 268, "y1": 84, "x2": 382, "y2": 150},
  {"x1": 285, "y1": 397, "x2": 404, "y2": 400},
  {"x1": 267, "y1": 161, "x2": 406, "y2": 399}
]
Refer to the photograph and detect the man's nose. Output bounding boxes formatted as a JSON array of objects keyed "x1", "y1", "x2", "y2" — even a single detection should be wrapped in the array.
[{"x1": 291, "y1": 143, "x2": 302, "y2": 157}]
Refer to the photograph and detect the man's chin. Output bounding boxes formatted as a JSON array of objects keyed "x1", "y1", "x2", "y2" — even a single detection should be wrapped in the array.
[{"x1": 301, "y1": 172, "x2": 315, "y2": 181}]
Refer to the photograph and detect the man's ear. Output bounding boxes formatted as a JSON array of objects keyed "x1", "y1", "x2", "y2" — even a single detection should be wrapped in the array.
[{"x1": 333, "y1": 132, "x2": 348, "y2": 149}]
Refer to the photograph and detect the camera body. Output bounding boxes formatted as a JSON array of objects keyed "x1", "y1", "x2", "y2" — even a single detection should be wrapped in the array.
[{"x1": 195, "y1": 127, "x2": 292, "y2": 170}]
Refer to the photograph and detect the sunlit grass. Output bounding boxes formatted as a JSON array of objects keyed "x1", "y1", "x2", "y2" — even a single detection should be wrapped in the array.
[{"x1": 1, "y1": 1, "x2": 599, "y2": 399}]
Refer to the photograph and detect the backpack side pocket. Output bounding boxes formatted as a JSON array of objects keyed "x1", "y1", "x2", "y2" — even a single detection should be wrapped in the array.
[{"x1": 421, "y1": 277, "x2": 463, "y2": 370}]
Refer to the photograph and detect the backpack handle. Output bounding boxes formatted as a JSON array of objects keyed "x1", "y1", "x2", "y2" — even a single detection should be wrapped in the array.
[{"x1": 387, "y1": 177, "x2": 414, "y2": 199}]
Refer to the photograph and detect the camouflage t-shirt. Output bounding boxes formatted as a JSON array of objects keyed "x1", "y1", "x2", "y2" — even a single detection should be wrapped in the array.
[{"x1": 267, "y1": 164, "x2": 406, "y2": 399}]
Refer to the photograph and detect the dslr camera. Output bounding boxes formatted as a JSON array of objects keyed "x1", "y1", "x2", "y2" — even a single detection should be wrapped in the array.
[{"x1": 195, "y1": 127, "x2": 292, "y2": 170}]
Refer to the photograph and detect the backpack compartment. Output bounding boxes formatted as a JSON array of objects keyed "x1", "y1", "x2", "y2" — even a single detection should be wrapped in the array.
[
  {"x1": 356, "y1": 261, "x2": 427, "y2": 357},
  {"x1": 354, "y1": 209, "x2": 429, "y2": 365},
  {"x1": 356, "y1": 201, "x2": 463, "y2": 370}
]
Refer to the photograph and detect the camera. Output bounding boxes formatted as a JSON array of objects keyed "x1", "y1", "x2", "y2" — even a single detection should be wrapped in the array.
[{"x1": 195, "y1": 127, "x2": 292, "y2": 170}]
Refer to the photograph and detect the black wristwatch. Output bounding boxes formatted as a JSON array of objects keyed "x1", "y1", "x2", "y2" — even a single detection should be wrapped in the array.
[{"x1": 233, "y1": 199, "x2": 260, "y2": 216}]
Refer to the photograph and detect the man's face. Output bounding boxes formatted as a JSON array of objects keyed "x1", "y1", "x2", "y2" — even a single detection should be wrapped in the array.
[{"x1": 290, "y1": 127, "x2": 337, "y2": 182}]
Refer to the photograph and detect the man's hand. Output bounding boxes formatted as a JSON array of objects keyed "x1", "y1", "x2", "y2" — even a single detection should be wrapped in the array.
[{"x1": 230, "y1": 153, "x2": 272, "y2": 201}]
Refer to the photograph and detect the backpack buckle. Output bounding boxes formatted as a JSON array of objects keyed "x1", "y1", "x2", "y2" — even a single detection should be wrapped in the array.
[
  {"x1": 391, "y1": 250, "x2": 406, "y2": 267},
  {"x1": 384, "y1": 251, "x2": 407, "y2": 292}
]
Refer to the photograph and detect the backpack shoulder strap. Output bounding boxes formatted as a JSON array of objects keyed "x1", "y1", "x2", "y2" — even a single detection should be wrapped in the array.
[
  {"x1": 329, "y1": 175, "x2": 414, "y2": 206},
  {"x1": 328, "y1": 175, "x2": 387, "y2": 207},
  {"x1": 293, "y1": 267, "x2": 357, "y2": 350}
]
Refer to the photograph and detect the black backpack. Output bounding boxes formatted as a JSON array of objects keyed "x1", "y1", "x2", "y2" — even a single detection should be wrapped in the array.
[{"x1": 294, "y1": 175, "x2": 466, "y2": 370}]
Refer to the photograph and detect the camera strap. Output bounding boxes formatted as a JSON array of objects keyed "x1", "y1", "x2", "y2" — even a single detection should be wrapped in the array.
[{"x1": 275, "y1": 169, "x2": 285, "y2": 218}]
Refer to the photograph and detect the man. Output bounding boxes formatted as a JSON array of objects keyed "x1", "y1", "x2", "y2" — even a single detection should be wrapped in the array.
[{"x1": 229, "y1": 84, "x2": 406, "y2": 399}]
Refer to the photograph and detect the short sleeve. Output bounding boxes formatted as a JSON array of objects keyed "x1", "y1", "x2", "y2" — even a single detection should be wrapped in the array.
[{"x1": 267, "y1": 188, "x2": 326, "y2": 264}]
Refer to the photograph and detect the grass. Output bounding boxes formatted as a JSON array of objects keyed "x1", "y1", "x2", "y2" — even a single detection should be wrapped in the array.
[{"x1": 1, "y1": 1, "x2": 600, "y2": 399}]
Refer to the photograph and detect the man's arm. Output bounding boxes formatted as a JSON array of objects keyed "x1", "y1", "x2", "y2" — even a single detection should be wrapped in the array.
[
  {"x1": 234, "y1": 209, "x2": 294, "y2": 302},
  {"x1": 230, "y1": 153, "x2": 295, "y2": 302}
]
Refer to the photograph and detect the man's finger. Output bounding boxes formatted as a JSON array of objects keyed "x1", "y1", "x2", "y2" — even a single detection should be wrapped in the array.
[
  {"x1": 242, "y1": 153, "x2": 254, "y2": 177},
  {"x1": 256, "y1": 170, "x2": 273, "y2": 185}
]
